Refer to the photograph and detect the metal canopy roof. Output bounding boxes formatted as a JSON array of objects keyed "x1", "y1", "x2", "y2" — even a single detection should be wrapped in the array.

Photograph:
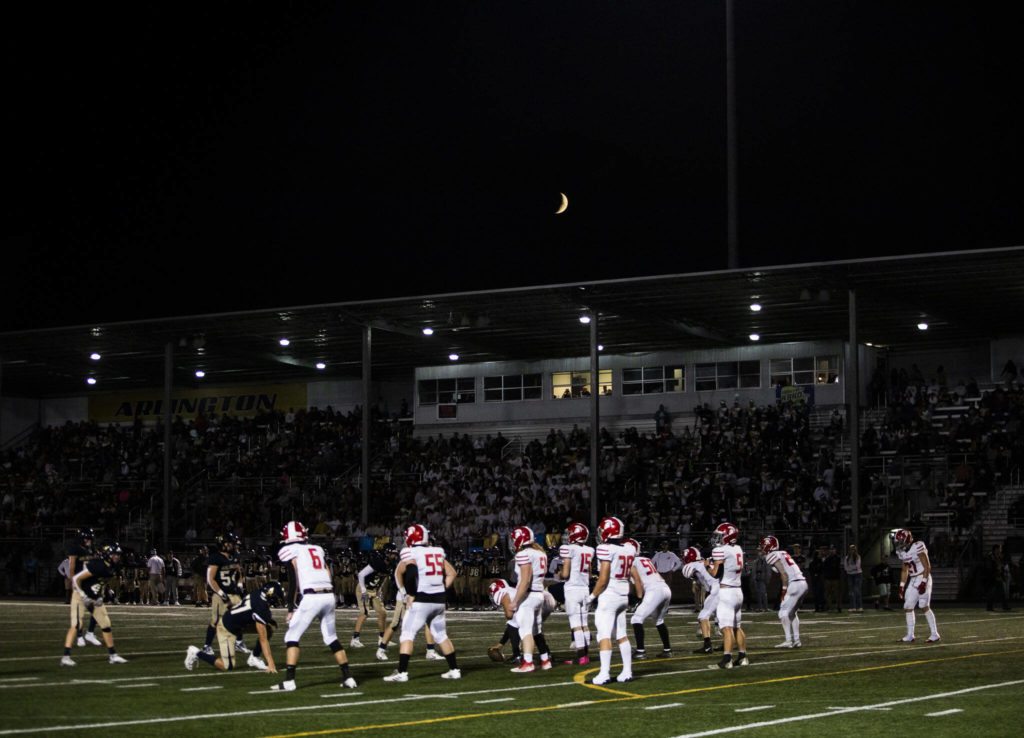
[{"x1": 2, "y1": 247, "x2": 1022, "y2": 398}]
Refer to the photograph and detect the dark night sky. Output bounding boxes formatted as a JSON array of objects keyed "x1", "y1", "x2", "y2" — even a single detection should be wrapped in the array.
[{"x1": 3, "y1": 2, "x2": 1022, "y2": 331}]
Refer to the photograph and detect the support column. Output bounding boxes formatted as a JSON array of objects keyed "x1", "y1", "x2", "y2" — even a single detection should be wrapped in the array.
[
  {"x1": 361, "y1": 325, "x2": 371, "y2": 527},
  {"x1": 848, "y1": 289, "x2": 860, "y2": 544},
  {"x1": 590, "y1": 314, "x2": 600, "y2": 532},
  {"x1": 163, "y1": 341, "x2": 173, "y2": 551}
]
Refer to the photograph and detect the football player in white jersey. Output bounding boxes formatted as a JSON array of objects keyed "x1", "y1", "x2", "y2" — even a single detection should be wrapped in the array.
[
  {"x1": 559, "y1": 522, "x2": 594, "y2": 665},
  {"x1": 624, "y1": 539, "x2": 673, "y2": 659},
  {"x1": 681, "y1": 546, "x2": 720, "y2": 654},
  {"x1": 383, "y1": 524, "x2": 461, "y2": 682},
  {"x1": 508, "y1": 525, "x2": 553, "y2": 673},
  {"x1": 759, "y1": 535, "x2": 808, "y2": 648},
  {"x1": 708, "y1": 522, "x2": 750, "y2": 669},
  {"x1": 589, "y1": 516, "x2": 634, "y2": 685},
  {"x1": 490, "y1": 578, "x2": 557, "y2": 663},
  {"x1": 272, "y1": 521, "x2": 356, "y2": 692},
  {"x1": 893, "y1": 529, "x2": 941, "y2": 643}
]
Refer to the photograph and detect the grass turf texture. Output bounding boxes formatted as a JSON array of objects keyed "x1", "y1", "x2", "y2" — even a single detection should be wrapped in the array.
[{"x1": 1, "y1": 601, "x2": 1022, "y2": 737}]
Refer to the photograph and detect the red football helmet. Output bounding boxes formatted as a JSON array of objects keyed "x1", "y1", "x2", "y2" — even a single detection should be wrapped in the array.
[
  {"x1": 682, "y1": 546, "x2": 702, "y2": 565},
  {"x1": 510, "y1": 526, "x2": 534, "y2": 549},
  {"x1": 623, "y1": 538, "x2": 640, "y2": 555},
  {"x1": 487, "y1": 579, "x2": 509, "y2": 600},
  {"x1": 598, "y1": 516, "x2": 624, "y2": 543},
  {"x1": 893, "y1": 528, "x2": 913, "y2": 551},
  {"x1": 280, "y1": 521, "x2": 307, "y2": 544},
  {"x1": 566, "y1": 522, "x2": 589, "y2": 545},
  {"x1": 712, "y1": 522, "x2": 739, "y2": 546},
  {"x1": 404, "y1": 524, "x2": 429, "y2": 547},
  {"x1": 759, "y1": 535, "x2": 780, "y2": 555}
]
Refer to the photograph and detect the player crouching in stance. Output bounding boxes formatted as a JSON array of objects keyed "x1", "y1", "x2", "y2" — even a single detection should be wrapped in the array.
[
  {"x1": 507, "y1": 526, "x2": 553, "y2": 673},
  {"x1": 681, "y1": 546, "x2": 720, "y2": 654},
  {"x1": 559, "y1": 522, "x2": 594, "y2": 665},
  {"x1": 383, "y1": 524, "x2": 461, "y2": 682},
  {"x1": 893, "y1": 529, "x2": 941, "y2": 643},
  {"x1": 708, "y1": 523, "x2": 750, "y2": 669},
  {"x1": 589, "y1": 516, "x2": 634, "y2": 685},
  {"x1": 271, "y1": 521, "x2": 356, "y2": 691},
  {"x1": 624, "y1": 539, "x2": 673, "y2": 659},
  {"x1": 186, "y1": 581, "x2": 284, "y2": 673},
  {"x1": 489, "y1": 578, "x2": 557, "y2": 666},
  {"x1": 61, "y1": 543, "x2": 128, "y2": 666},
  {"x1": 759, "y1": 535, "x2": 807, "y2": 648}
]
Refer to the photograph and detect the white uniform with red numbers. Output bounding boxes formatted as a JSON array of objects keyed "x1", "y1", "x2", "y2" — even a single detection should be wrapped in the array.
[
  {"x1": 898, "y1": 540, "x2": 932, "y2": 609},
  {"x1": 559, "y1": 542, "x2": 594, "y2": 629},
  {"x1": 630, "y1": 556, "x2": 672, "y2": 627},
  {"x1": 682, "y1": 560, "x2": 720, "y2": 622},
  {"x1": 712, "y1": 543, "x2": 745, "y2": 629},
  {"x1": 766, "y1": 549, "x2": 808, "y2": 617},
  {"x1": 594, "y1": 542, "x2": 633, "y2": 640},
  {"x1": 492, "y1": 583, "x2": 556, "y2": 626},
  {"x1": 513, "y1": 547, "x2": 548, "y2": 638},
  {"x1": 398, "y1": 544, "x2": 451, "y2": 643},
  {"x1": 278, "y1": 542, "x2": 338, "y2": 645}
]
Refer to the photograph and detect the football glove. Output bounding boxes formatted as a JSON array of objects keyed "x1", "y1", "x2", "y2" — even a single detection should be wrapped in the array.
[
  {"x1": 219, "y1": 591, "x2": 230, "y2": 604},
  {"x1": 361, "y1": 592, "x2": 370, "y2": 604},
  {"x1": 487, "y1": 644, "x2": 505, "y2": 663},
  {"x1": 917, "y1": 580, "x2": 927, "y2": 595}
]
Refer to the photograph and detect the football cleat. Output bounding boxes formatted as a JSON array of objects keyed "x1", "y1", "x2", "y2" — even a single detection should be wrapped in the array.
[
  {"x1": 350, "y1": 637, "x2": 364, "y2": 648},
  {"x1": 383, "y1": 670, "x2": 409, "y2": 682},
  {"x1": 185, "y1": 645, "x2": 199, "y2": 670},
  {"x1": 926, "y1": 636, "x2": 941, "y2": 643},
  {"x1": 591, "y1": 673, "x2": 611, "y2": 685},
  {"x1": 735, "y1": 656, "x2": 750, "y2": 666},
  {"x1": 60, "y1": 655, "x2": 76, "y2": 667},
  {"x1": 76, "y1": 636, "x2": 86, "y2": 647},
  {"x1": 634, "y1": 650, "x2": 647, "y2": 660},
  {"x1": 202, "y1": 645, "x2": 214, "y2": 656},
  {"x1": 510, "y1": 662, "x2": 535, "y2": 673},
  {"x1": 660, "y1": 649, "x2": 673, "y2": 658},
  {"x1": 84, "y1": 632, "x2": 102, "y2": 646},
  {"x1": 440, "y1": 669, "x2": 462, "y2": 679},
  {"x1": 900, "y1": 636, "x2": 915, "y2": 643},
  {"x1": 247, "y1": 654, "x2": 268, "y2": 671},
  {"x1": 693, "y1": 645, "x2": 713, "y2": 654},
  {"x1": 425, "y1": 649, "x2": 444, "y2": 661},
  {"x1": 540, "y1": 658, "x2": 552, "y2": 671},
  {"x1": 616, "y1": 672, "x2": 633, "y2": 683},
  {"x1": 109, "y1": 654, "x2": 127, "y2": 664},
  {"x1": 793, "y1": 640, "x2": 802, "y2": 648},
  {"x1": 271, "y1": 680, "x2": 297, "y2": 691},
  {"x1": 711, "y1": 656, "x2": 733, "y2": 670},
  {"x1": 775, "y1": 641, "x2": 794, "y2": 649},
  {"x1": 234, "y1": 640, "x2": 250, "y2": 654},
  {"x1": 375, "y1": 648, "x2": 388, "y2": 661},
  {"x1": 564, "y1": 656, "x2": 590, "y2": 665},
  {"x1": 342, "y1": 677, "x2": 357, "y2": 689}
]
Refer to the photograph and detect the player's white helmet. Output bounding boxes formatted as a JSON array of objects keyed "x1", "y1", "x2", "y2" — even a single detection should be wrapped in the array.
[
  {"x1": 280, "y1": 521, "x2": 307, "y2": 544},
  {"x1": 682, "y1": 546, "x2": 702, "y2": 565},
  {"x1": 623, "y1": 538, "x2": 640, "y2": 555},
  {"x1": 893, "y1": 528, "x2": 913, "y2": 551},
  {"x1": 510, "y1": 526, "x2": 534, "y2": 549},
  {"x1": 712, "y1": 522, "x2": 739, "y2": 546},
  {"x1": 759, "y1": 535, "x2": 780, "y2": 555},
  {"x1": 404, "y1": 524, "x2": 429, "y2": 547},
  {"x1": 566, "y1": 522, "x2": 589, "y2": 545},
  {"x1": 487, "y1": 579, "x2": 509, "y2": 600},
  {"x1": 597, "y1": 516, "x2": 624, "y2": 543}
]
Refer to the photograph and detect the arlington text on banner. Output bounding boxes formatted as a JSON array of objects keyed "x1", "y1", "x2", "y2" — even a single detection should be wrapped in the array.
[{"x1": 88, "y1": 383, "x2": 308, "y2": 424}]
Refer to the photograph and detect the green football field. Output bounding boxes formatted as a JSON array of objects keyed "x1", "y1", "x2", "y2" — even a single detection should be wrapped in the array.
[{"x1": 1, "y1": 600, "x2": 1022, "y2": 737}]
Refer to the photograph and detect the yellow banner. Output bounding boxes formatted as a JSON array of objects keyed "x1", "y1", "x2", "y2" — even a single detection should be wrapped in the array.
[{"x1": 88, "y1": 383, "x2": 308, "y2": 423}]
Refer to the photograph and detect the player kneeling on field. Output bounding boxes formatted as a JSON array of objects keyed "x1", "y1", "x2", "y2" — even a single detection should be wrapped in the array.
[{"x1": 186, "y1": 581, "x2": 283, "y2": 673}]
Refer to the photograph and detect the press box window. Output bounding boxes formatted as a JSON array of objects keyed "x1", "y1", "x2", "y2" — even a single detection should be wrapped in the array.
[
  {"x1": 622, "y1": 365, "x2": 685, "y2": 395},
  {"x1": 694, "y1": 361, "x2": 759, "y2": 391},
  {"x1": 552, "y1": 370, "x2": 612, "y2": 399},
  {"x1": 484, "y1": 373, "x2": 542, "y2": 402},
  {"x1": 418, "y1": 377, "x2": 476, "y2": 405}
]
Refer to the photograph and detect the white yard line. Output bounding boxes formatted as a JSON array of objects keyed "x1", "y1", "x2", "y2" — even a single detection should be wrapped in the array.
[
  {"x1": 735, "y1": 705, "x2": 774, "y2": 712},
  {"x1": 180, "y1": 685, "x2": 223, "y2": 692},
  {"x1": 646, "y1": 702, "x2": 685, "y2": 710},
  {"x1": 671, "y1": 680, "x2": 1023, "y2": 738},
  {"x1": 475, "y1": 697, "x2": 515, "y2": 704},
  {"x1": 927, "y1": 709, "x2": 964, "y2": 717}
]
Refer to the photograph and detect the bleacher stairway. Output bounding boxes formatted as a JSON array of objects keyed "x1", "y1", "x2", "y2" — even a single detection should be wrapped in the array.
[{"x1": 980, "y1": 484, "x2": 1024, "y2": 550}]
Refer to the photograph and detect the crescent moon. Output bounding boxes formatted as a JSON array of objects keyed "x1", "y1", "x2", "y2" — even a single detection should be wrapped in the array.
[{"x1": 555, "y1": 192, "x2": 568, "y2": 215}]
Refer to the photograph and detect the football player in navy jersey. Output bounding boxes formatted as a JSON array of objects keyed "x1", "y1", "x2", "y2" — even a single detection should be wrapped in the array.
[
  {"x1": 65, "y1": 528, "x2": 102, "y2": 647},
  {"x1": 201, "y1": 534, "x2": 250, "y2": 656},
  {"x1": 61, "y1": 543, "x2": 128, "y2": 666},
  {"x1": 186, "y1": 581, "x2": 284, "y2": 673},
  {"x1": 351, "y1": 544, "x2": 395, "y2": 648}
]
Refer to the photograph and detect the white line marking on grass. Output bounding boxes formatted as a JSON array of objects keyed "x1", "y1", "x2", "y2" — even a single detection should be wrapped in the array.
[
  {"x1": 0, "y1": 678, "x2": 38, "y2": 683},
  {"x1": 475, "y1": 697, "x2": 514, "y2": 704},
  {"x1": 827, "y1": 706, "x2": 890, "y2": 711},
  {"x1": 318, "y1": 692, "x2": 364, "y2": 698},
  {"x1": 646, "y1": 703, "x2": 684, "y2": 710},
  {"x1": 670, "y1": 679, "x2": 1024, "y2": 738},
  {"x1": 927, "y1": 709, "x2": 963, "y2": 716},
  {"x1": 116, "y1": 683, "x2": 158, "y2": 689},
  {"x1": 181, "y1": 686, "x2": 223, "y2": 692},
  {"x1": 735, "y1": 705, "x2": 774, "y2": 712}
]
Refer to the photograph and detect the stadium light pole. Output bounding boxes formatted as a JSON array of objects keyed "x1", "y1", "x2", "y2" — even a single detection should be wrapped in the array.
[
  {"x1": 589, "y1": 313, "x2": 600, "y2": 532},
  {"x1": 162, "y1": 341, "x2": 172, "y2": 551},
  {"x1": 848, "y1": 289, "x2": 860, "y2": 545},
  {"x1": 361, "y1": 325, "x2": 371, "y2": 527},
  {"x1": 726, "y1": 0, "x2": 739, "y2": 270}
]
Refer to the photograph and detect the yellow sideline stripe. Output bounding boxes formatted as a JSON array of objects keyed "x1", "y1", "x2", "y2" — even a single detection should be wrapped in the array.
[{"x1": 262, "y1": 649, "x2": 1024, "y2": 737}]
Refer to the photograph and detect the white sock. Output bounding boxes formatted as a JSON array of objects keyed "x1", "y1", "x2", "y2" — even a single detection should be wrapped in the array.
[
  {"x1": 924, "y1": 609, "x2": 938, "y2": 637},
  {"x1": 905, "y1": 611, "x2": 916, "y2": 637},
  {"x1": 791, "y1": 615, "x2": 801, "y2": 642},
  {"x1": 523, "y1": 653, "x2": 533, "y2": 664},
  {"x1": 599, "y1": 649, "x2": 612, "y2": 674},
  {"x1": 574, "y1": 630, "x2": 586, "y2": 649},
  {"x1": 781, "y1": 616, "x2": 792, "y2": 641},
  {"x1": 584, "y1": 630, "x2": 592, "y2": 646},
  {"x1": 618, "y1": 640, "x2": 632, "y2": 674}
]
